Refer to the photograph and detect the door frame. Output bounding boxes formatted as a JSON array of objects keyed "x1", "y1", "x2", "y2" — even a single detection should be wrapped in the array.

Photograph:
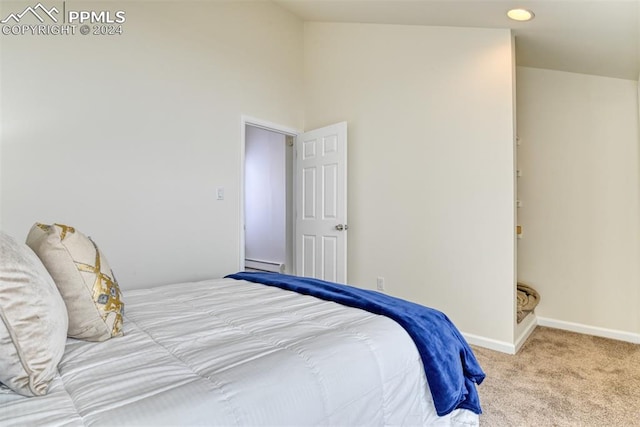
[{"x1": 239, "y1": 115, "x2": 300, "y2": 273}]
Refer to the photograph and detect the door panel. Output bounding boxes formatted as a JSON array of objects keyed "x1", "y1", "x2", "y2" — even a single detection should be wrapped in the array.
[
  {"x1": 302, "y1": 168, "x2": 316, "y2": 219},
  {"x1": 322, "y1": 236, "x2": 338, "y2": 282},
  {"x1": 295, "y1": 122, "x2": 347, "y2": 283}
]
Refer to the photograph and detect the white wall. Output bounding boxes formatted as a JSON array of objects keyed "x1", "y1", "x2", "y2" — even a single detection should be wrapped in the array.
[
  {"x1": 1, "y1": 4, "x2": 522, "y2": 348},
  {"x1": 0, "y1": 1, "x2": 304, "y2": 289},
  {"x1": 245, "y1": 126, "x2": 286, "y2": 266},
  {"x1": 517, "y1": 67, "x2": 640, "y2": 338},
  {"x1": 0, "y1": 51, "x2": 3, "y2": 229},
  {"x1": 304, "y1": 23, "x2": 517, "y2": 347}
]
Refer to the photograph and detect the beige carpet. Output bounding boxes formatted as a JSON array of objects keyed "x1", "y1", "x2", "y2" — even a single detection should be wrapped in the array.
[{"x1": 472, "y1": 326, "x2": 640, "y2": 426}]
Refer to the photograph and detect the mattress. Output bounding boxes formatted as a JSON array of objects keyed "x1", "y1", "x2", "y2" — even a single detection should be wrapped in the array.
[{"x1": 0, "y1": 277, "x2": 479, "y2": 426}]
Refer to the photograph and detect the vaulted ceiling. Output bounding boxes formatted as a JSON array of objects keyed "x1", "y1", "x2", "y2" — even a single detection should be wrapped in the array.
[{"x1": 275, "y1": 0, "x2": 640, "y2": 80}]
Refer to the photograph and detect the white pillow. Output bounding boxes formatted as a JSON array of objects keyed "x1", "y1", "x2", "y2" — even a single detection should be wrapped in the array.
[
  {"x1": 26, "y1": 223, "x2": 124, "y2": 342},
  {"x1": 0, "y1": 231, "x2": 68, "y2": 396}
]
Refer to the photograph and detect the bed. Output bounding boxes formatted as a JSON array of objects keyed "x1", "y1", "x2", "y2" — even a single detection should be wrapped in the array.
[{"x1": 0, "y1": 227, "x2": 484, "y2": 426}]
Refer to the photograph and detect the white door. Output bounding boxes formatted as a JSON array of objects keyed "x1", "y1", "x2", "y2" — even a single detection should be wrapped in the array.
[{"x1": 295, "y1": 122, "x2": 347, "y2": 283}]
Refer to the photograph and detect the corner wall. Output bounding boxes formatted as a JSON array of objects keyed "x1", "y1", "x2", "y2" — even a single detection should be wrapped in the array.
[
  {"x1": 0, "y1": 1, "x2": 304, "y2": 289},
  {"x1": 303, "y1": 22, "x2": 517, "y2": 347},
  {"x1": 517, "y1": 67, "x2": 640, "y2": 340}
]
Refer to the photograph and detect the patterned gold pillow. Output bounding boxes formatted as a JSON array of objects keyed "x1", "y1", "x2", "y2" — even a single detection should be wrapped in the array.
[{"x1": 26, "y1": 223, "x2": 124, "y2": 341}]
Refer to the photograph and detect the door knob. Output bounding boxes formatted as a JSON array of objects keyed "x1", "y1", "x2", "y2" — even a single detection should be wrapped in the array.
[{"x1": 335, "y1": 224, "x2": 349, "y2": 231}]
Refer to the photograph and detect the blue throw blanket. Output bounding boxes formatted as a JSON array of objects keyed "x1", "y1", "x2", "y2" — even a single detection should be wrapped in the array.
[{"x1": 225, "y1": 272, "x2": 485, "y2": 416}]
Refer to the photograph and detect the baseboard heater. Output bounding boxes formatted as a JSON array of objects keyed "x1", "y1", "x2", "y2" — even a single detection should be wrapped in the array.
[{"x1": 245, "y1": 258, "x2": 285, "y2": 273}]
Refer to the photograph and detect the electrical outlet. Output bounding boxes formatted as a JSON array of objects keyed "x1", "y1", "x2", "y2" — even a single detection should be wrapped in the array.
[{"x1": 376, "y1": 277, "x2": 385, "y2": 291}]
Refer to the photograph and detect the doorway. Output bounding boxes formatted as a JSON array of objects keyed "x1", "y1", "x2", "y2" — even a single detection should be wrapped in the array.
[
  {"x1": 243, "y1": 121, "x2": 295, "y2": 274},
  {"x1": 240, "y1": 117, "x2": 348, "y2": 282}
]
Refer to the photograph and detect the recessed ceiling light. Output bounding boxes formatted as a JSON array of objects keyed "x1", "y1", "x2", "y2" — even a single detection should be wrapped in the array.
[{"x1": 507, "y1": 8, "x2": 535, "y2": 22}]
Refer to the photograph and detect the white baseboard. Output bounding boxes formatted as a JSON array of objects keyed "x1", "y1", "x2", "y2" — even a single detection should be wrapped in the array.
[
  {"x1": 537, "y1": 317, "x2": 640, "y2": 344},
  {"x1": 463, "y1": 316, "x2": 640, "y2": 356},
  {"x1": 463, "y1": 315, "x2": 538, "y2": 355},
  {"x1": 514, "y1": 313, "x2": 538, "y2": 353},
  {"x1": 462, "y1": 332, "x2": 516, "y2": 355}
]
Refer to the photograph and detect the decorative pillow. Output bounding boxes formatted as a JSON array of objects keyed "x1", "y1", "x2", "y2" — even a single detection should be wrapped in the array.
[
  {"x1": 0, "y1": 231, "x2": 68, "y2": 396},
  {"x1": 26, "y1": 223, "x2": 124, "y2": 342}
]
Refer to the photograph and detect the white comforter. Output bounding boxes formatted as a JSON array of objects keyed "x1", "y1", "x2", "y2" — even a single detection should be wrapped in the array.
[{"x1": 0, "y1": 278, "x2": 478, "y2": 426}]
